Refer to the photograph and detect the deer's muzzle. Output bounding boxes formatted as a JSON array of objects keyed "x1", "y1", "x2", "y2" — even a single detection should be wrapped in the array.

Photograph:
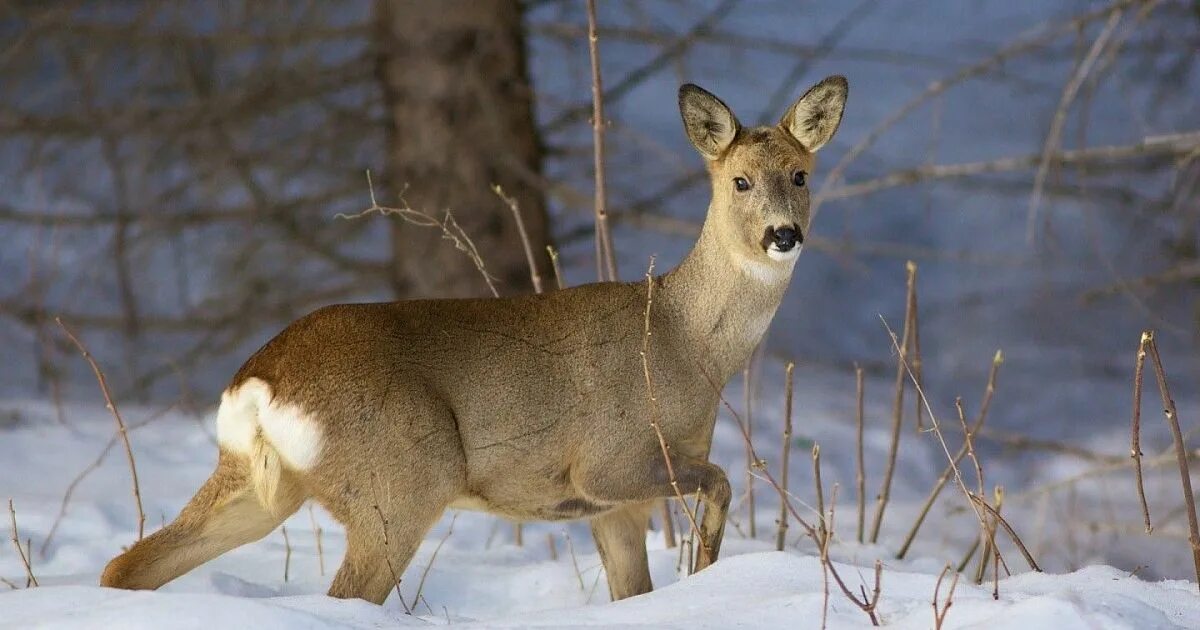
[{"x1": 765, "y1": 224, "x2": 802, "y2": 253}]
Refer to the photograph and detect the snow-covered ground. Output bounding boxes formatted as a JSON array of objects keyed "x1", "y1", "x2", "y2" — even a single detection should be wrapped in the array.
[
  {"x1": 1, "y1": 0, "x2": 1198, "y2": 627},
  {"x1": 3, "y1": 367, "x2": 1199, "y2": 628}
]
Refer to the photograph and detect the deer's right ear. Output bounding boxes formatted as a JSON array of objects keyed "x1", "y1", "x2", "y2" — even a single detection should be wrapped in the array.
[{"x1": 679, "y1": 84, "x2": 740, "y2": 160}]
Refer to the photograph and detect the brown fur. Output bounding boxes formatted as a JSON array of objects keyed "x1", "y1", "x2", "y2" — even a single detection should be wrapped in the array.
[{"x1": 99, "y1": 77, "x2": 848, "y2": 603}]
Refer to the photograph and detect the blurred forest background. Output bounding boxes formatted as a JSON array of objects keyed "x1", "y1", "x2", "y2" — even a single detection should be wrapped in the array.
[{"x1": 0, "y1": 0, "x2": 1198, "y2": 448}]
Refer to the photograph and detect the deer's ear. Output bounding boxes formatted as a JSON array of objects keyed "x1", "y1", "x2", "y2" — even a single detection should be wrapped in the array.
[
  {"x1": 780, "y1": 75, "x2": 848, "y2": 152},
  {"x1": 679, "y1": 84, "x2": 741, "y2": 160}
]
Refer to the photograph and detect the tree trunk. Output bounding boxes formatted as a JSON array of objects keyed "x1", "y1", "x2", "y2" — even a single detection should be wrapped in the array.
[{"x1": 374, "y1": 0, "x2": 549, "y2": 298}]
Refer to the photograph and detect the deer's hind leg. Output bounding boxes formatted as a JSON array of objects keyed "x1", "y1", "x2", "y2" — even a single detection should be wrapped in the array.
[
  {"x1": 101, "y1": 450, "x2": 306, "y2": 590},
  {"x1": 319, "y1": 477, "x2": 456, "y2": 605},
  {"x1": 312, "y1": 397, "x2": 466, "y2": 605}
]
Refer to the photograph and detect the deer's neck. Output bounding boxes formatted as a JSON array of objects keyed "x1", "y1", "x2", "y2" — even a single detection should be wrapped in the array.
[{"x1": 659, "y1": 210, "x2": 796, "y2": 382}]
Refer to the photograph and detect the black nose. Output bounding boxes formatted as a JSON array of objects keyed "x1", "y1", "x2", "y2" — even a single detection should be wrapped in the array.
[{"x1": 771, "y1": 225, "x2": 802, "y2": 251}]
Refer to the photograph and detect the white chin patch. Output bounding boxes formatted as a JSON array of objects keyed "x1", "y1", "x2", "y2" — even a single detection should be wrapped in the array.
[{"x1": 766, "y1": 245, "x2": 802, "y2": 261}]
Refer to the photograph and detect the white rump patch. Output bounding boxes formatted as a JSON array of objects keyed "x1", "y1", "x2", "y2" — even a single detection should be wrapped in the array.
[{"x1": 216, "y1": 378, "x2": 324, "y2": 471}]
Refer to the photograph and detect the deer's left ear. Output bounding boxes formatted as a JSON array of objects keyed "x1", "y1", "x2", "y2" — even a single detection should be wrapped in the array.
[{"x1": 780, "y1": 75, "x2": 848, "y2": 152}]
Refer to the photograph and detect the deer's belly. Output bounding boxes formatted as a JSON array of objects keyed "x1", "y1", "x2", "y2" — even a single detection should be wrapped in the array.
[{"x1": 448, "y1": 492, "x2": 614, "y2": 522}]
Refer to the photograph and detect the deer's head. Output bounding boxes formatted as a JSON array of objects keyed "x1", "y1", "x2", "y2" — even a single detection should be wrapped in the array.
[{"x1": 679, "y1": 76, "x2": 847, "y2": 276}]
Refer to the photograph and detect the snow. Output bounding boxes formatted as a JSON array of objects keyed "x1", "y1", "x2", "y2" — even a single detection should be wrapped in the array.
[
  {"x1": 0, "y1": 0, "x2": 1198, "y2": 626},
  {"x1": 3, "y1": 545, "x2": 1198, "y2": 629},
  {"x1": 3, "y1": 388, "x2": 1199, "y2": 628}
]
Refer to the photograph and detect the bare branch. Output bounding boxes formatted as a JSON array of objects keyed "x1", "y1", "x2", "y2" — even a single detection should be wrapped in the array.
[
  {"x1": 56, "y1": 317, "x2": 144, "y2": 541},
  {"x1": 855, "y1": 364, "x2": 866, "y2": 544},
  {"x1": 584, "y1": 0, "x2": 617, "y2": 282},
  {"x1": 1027, "y1": 7, "x2": 1125, "y2": 243},
  {"x1": 341, "y1": 172, "x2": 499, "y2": 297},
  {"x1": 7, "y1": 500, "x2": 38, "y2": 587},
  {"x1": 820, "y1": 132, "x2": 1200, "y2": 202},
  {"x1": 776, "y1": 361, "x2": 795, "y2": 551},
  {"x1": 870, "y1": 261, "x2": 917, "y2": 543},
  {"x1": 1142, "y1": 331, "x2": 1200, "y2": 589},
  {"x1": 640, "y1": 256, "x2": 703, "y2": 557},
  {"x1": 413, "y1": 512, "x2": 457, "y2": 608},
  {"x1": 897, "y1": 351, "x2": 1003, "y2": 559},
  {"x1": 492, "y1": 184, "x2": 544, "y2": 294}
]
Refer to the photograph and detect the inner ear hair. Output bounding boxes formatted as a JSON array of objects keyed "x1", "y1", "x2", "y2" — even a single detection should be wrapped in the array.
[
  {"x1": 679, "y1": 84, "x2": 741, "y2": 160},
  {"x1": 782, "y1": 75, "x2": 848, "y2": 153}
]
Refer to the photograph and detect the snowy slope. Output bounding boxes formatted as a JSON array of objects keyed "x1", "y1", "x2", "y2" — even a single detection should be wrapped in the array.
[
  {"x1": 3, "y1": 384, "x2": 1199, "y2": 628},
  {"x1": 4, "y1": 560, "x2": 1198, "y2": 629}
]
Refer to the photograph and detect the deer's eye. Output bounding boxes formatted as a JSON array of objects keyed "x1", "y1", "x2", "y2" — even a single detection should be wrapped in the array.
[
  {"x1": 733, "y1": 177, "x2": 750, "y2": 192},
  {"x1": 792, "y1": 171, "x2": 807, "y2": 187}
]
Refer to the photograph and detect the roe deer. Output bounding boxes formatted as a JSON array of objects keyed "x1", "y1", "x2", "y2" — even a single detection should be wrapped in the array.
[{"x1": 100, "y1": 76, "x2": 848, "y2": 603}]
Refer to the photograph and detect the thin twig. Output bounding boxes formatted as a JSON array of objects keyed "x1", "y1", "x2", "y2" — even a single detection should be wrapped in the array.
[
  {"x1": 992, "y1": 487, "x2": 1005, "y2": 599},
  {"x1": 281, "y1": 525, "x2": 292, "y2": 583},
  {"x1": 812, "y1": 0, "x2": 1141, "y2": 217},
  {"x1": 1142, "y1": 331, "x2": 1200, "y2": 589},
  {"x1": 980, "y1": 428, "x2": 1122, "y2": 464},
  {"x1": 1131, "y1": 331, "x2": 1153, "y2": 533},
  {"x1": 545, "y1": 0, "x2": 738, "y2": 133},
  {"x1": 42, "y1": 402, "x2": 175, "y2": 555},
  {"x1": 710, "y1": 370, "x2": 884, "y2": 625},
  {"x1": 640, "y1": 256, "x2": 703, "y2": 551},
  {"x1": 687, "y1": 518, "x2": 696, "y2": 576},
  {"x1": 813, "y1": 444, "x2": 827, "y2": 544},
  {"x1": 896, "y1": 350, "x2": 1003, "y2": 559},
  {"x1": 660, "y1": 499, "x2": 678, "y2": 549},
  {"x1": 342, "y1": 172, "x2": 499, "y2": 297},
  {"x1": 776, "y1": 362, "x2": 794, "y2": 551},
  {"x1": 821, "y1": 131, "x2": 1200, "y2": 202},
  {"x1": 8, "y1": 500, "x2": 38, "y2": 587},
  {"x1": 744, "y1": 360, "x2": 757, "y2": 539},
  {"x1": 56, "y1": 317, "x2": 144, "y2": 541},
  {"x1": 546, "y1": 245, "x2": 565, "y2": 290},
  {"x1": 871, "y1": 261, "x2": 916, "y2": 543},
  {"x1": 716, "y1": 371, "x2": 897, "y2": 627},
  {"x1": 973, "y1": 488, "x2": 997, "y2": 585},
  {"x1": 585, "y1": 0, "x2": 617, "y2": 282},
  {"x1": 820, "y1": 484, "x2": 840, "y2": 630},
  {"x1": 968, "y1": 494, "x2": 1041, "y2": 572},
  {"x1": 705, "y1": 372, "x2": 819, "y2": 540},
  {"x1": 932, "y1": 564, "x2": 959, "y2": 630},
  {"x1": 23, "y1": 539, "x2": 32, "y2": 587},
  {"x1": 564, "y1": 532, "x2": 586, "y2": 591},
  {"x1": 957, "y1": 537, "x2": 981, "y2": 573},
  {"x1": 1009, "y1": 444, "x2": 1200, "y2": 504},
  {"x1": 492, "y1": 184, "x2": 542, "y2": 294},
  {"x1": 825, "y1": 556, "x2": 883, "y2": 627},
  {"x1": 855, "y1": 364, "x2": 866, "y2": 544},
  {"x1": 308, "y1": 503, "x2": 325, "y2": 576},
  {"x1": 880, "y1": 317, "x2": 990, "y2": 542},
  {"x1": 414, "y1": 512, "x2": 457, "y2": 608},
  {"x1": 546, "y1": 532, "x2": 558, "y2": 561},
  {"x1": 677, "y1": 502, "x2": 691, "y2": 571},
  {"x1": 368, "y1": 472, "x2": 411, "y2": 614},
  {"x1": 1027, "y1": 7, "x2": 1124, "y2": 244},
  {"x1": 958, "y1": 400, "x2": 985, "y2": 504},
  {"x1": 910, "y1": 266, "x2": 925, "y2": 434}
]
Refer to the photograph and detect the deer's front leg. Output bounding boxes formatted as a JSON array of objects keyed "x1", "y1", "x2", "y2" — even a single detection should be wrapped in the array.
[
  {"x1": 577, "y1": 448, "x2": 731, "y2": 579},
  {"x1": 686, "y1": 459, "x2": 731, "y2": 573}
]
